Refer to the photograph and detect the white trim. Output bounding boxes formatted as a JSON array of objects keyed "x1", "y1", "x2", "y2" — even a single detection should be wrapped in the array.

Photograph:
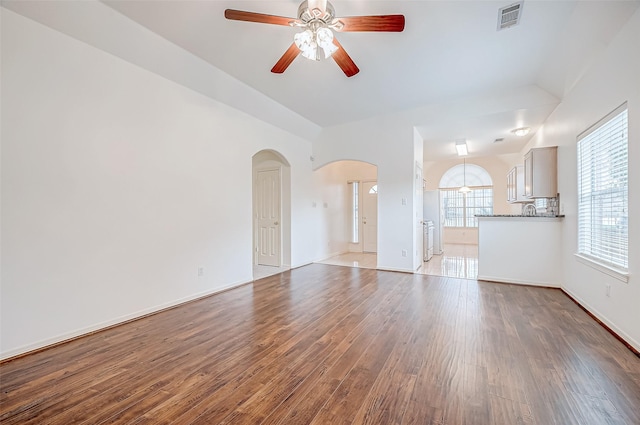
[
  {"x1": 577, "y1": 102, "x2": 628, "y2": 140},
  {"x1": 477, "y1": 275, "x2": 561, "y2": 288},
  {"x1": 574, "y1": 253, "x2": 629, "y2": 283},
  {"x1": 562, "y1": 286, "x2": 640, "y2": 353},
  {"x1": 377, "y1": 266, "x2": 414, "y2": 274},
  {"x1": 0, "y1": 278, "x2": 253, "y2": 361},
  {"x1": 291, "y1": 261, "x2": 314, "y2": 269}
]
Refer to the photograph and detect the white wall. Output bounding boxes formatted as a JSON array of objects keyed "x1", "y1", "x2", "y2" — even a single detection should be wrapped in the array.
[
  {"x1": 313, "y1": 118, "x2": 417, "y2": 272},
  {"x1": 311, "y1": 161, "x2": 349, "y2": 259},
  {"x1": 0, "y1": 10, "x2": 317, "y2": 359},
  {"x1": 1, "y1": 0, "x2": 321, "y2": 141},
  {"x1": 521, "y1": 8, "x2": 640, "y2": 351}
]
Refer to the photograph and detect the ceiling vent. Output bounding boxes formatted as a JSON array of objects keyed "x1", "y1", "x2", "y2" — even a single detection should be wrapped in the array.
[
  {"x1": 497, "y1": 2, "x2": 523, "y2": 31},
  {"x1": 494, "y1": 138, "x2": 505, "y2": 143}
]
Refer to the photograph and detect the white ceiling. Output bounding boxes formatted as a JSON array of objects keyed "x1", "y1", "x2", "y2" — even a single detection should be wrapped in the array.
[{"x1": 4, "y1": 0, "x2": 639, "y2": 160}]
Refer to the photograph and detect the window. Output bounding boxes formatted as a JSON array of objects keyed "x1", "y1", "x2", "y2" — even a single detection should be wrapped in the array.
[
  {"x1": 348, "y1": 181, "x2": 359, "y2": 243},
  {"x1": 441, "y1": 188, "x2": 493, "y2": 228},
  {"x1": 440, "y1": 164, "x2": 493, "y2": 228},
  {"x1": 577, "y1": 104, "x2": 628, "y2": 275}
]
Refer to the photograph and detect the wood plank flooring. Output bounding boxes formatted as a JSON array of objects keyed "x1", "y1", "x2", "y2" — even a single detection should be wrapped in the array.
[{"x1": 1, "y1": 264, "x2": 639, "y2": 424}]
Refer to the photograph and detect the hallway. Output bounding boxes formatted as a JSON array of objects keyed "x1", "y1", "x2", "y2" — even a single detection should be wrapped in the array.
[{"x1": 316, "y1": 243, "x2": 478, "y2": 279}]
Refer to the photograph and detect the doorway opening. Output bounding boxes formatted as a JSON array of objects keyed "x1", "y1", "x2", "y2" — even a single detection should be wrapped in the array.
[
  {"x1": 252, "y1": 150, "x2": 291, "y2": 280},
  {"x1": 419, "y1": 162, "x2": 493, "y2": 279},
  {"x1": 313, "y1": 160, "x2": 378, "y2": 269}
]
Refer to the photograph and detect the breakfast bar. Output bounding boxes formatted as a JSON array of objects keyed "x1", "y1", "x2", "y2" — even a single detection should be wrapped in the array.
[{"x1": 476, "y1": 215, "x2": 564, "y2": 287}]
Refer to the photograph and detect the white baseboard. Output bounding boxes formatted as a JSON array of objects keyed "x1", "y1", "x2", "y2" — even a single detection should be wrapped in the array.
[
  {"x1": 561, "y1": 286, "x2": 640, "y2": 353},
  {"x1": 377, "y1": 266, "x2": 414, "y2": 274},
  {"x1": 290, "y1": 261, "x2": 313, "y2": 269},
  {"x1": 477, "y1": 275, "x2": 561, "y2": 288},
  {"x1": 0, "y1": 278, "x2": 252, "y2": 361}
]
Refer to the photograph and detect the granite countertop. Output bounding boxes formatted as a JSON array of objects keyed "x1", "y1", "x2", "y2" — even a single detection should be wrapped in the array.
[{"x1": 476, "y1": 214, "x2": 565, "y2": 218}]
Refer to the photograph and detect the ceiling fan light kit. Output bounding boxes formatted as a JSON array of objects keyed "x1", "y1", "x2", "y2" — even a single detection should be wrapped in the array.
[
  {"x1": 225, "y1": 0, "x2": 405, "y2": 77},
  {"x1": 294, "y1": 26, "x2": 337, "y2": 60}
]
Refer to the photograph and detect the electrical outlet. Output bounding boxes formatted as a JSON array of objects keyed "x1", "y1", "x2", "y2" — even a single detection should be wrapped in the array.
[
  {"x1": 402, "y1": 198, "x2": 407, "y2": 205},
  {"x1": 402, "y1": 249, "x2": 407, "y2": 257},
  {"x1": 606, "y1": 284, "x2": 611, "y2": 297},
  {"x1": 198, "y1": 267, "x2": 204, "y2": 277}
]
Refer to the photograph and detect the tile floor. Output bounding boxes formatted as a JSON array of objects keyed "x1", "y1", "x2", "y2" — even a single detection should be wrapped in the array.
[
  {"x1": 419, "y1": 243, "x2": 478, "y2": 279},
  {"x1": 253, "y1": 264, "x2": 291, "y2": 280},
  {"x1": 315, "y1": 243, "x2": 478, "y2": 279},
  {"x1": 316, "y1": 252, "x2": 378, "y2": 269}
]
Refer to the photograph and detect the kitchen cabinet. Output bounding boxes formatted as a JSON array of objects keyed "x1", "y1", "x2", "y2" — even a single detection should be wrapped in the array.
[
  {"x1": 506, "y1": 165, "x2": 527, "y2": 203},
  {"x1": 524, "y1": 146, "x2": 557, "y2": 198}
]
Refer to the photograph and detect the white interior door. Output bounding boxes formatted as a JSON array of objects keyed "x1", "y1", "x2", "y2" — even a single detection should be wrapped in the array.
[
  {"x1": 256, "y1": 168, "x2": 281, "y2": 266},
  {"x1": 362, "y1": 181, "x2": 378, "y2": 253}
]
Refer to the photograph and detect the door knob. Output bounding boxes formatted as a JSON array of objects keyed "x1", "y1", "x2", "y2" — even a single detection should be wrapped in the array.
[{"x1": 274, "y1": 221, "x2": 279, "y2": 225}]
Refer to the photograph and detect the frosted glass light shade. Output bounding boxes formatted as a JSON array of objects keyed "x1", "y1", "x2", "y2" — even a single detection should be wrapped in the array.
[
  {"x1": 294, "y1": 27, "x2": 337, "y2": 61},
  {"x1": 294, "y1": 29, "x2": 318, "y2": 60}
]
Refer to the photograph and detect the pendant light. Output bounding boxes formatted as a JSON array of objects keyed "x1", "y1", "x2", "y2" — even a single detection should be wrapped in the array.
[{"x1": 459, "y1": 158, "x2": 471, "y2": 194}]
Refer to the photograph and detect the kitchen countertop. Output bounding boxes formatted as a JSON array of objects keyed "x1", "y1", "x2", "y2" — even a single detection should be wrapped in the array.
[{"x1": 476, "y1": 214, "x2": 565, "y2": 218}]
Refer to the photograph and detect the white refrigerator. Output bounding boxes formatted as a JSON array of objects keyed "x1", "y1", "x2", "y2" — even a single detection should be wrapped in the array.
[{"x1": 423, "y1": 190, "x2": 444, "y2": 255}]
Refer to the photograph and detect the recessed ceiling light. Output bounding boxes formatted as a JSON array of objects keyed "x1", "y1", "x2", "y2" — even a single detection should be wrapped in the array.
[
  {"x1": 512, "y1": 127, "x2": 530, "y2": 137},
  {"x1": 455, "y1": 139, "x2": 468, "y2": 156}
]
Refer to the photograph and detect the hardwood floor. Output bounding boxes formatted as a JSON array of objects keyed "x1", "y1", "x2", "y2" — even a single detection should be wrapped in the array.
[{"x1": 1, "y1": 264, "x2": 639, "y2": 424}]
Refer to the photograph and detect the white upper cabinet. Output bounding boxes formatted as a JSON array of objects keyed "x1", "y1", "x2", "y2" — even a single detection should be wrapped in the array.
[
  {"x1": 523, "y1": 146, "x2": 558, "y2": 198},
  {"x1": 507, "y1": 165, "x2": 528, "y2": 203}
]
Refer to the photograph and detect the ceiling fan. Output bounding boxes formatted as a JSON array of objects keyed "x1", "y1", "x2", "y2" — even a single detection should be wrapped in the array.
[{"x1": 224, "y1": 0, "x2": 405, "y2": 77}]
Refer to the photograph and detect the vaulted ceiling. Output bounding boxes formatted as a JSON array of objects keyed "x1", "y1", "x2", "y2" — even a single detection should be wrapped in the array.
[{"x1": 4, "y1": 0, "x2": 639, "y2": 160}]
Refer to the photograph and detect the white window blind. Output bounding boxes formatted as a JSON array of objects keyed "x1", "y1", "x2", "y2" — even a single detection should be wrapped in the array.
[
  {"x1": 348, "y1": 181, "x2": 359, "y2": 243},
  {"x1": 577, "y1": 104, "x2": 628, "y2": 272}
]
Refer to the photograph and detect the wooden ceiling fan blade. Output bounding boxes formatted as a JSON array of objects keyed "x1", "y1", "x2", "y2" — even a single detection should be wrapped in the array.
[
  {"x1": 331, "y1": 39, "x2": 359, "y2": 77},
  {"x1": 335, "y1": 15, "x2": 405, "y2": 32},
  {"x1": 271, "y1": 43, "x2": 301, "y2": 74},
  {"x1": 224, "y1": 9, "x2": 295, "y2": 26}
]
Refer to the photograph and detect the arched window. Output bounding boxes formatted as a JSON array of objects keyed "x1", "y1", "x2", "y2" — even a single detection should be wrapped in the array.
[{"x1": 439, "y1": 163, "x2": 493, "y2": 228}]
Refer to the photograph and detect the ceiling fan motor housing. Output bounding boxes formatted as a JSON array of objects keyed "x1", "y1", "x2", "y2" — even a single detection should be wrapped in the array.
[{"x1": 297, "y1": 1, "x2": 336, "y2": 24}]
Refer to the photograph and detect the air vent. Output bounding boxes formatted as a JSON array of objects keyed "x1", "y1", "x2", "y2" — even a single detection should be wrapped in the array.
[
  {"x1": 497, "y1": 2, "x2": 523, "y2": 30},
  {"x1": 494, "y1": 138, "x2": 505, "y2": 143}
]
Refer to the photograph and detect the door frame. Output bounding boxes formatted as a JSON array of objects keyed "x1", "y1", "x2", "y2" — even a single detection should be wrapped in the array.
[{"x1": 252, "y1": 149, "x2": 291, "y2": 272}]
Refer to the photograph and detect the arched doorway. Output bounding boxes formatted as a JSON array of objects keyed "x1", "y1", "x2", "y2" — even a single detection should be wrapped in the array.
[
  {"x1": 252, "y1": 150, "x2": 291, "y2": 280},
  {"x1": 313, "y1": 160, "x2": 378, "y2": 269}
]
